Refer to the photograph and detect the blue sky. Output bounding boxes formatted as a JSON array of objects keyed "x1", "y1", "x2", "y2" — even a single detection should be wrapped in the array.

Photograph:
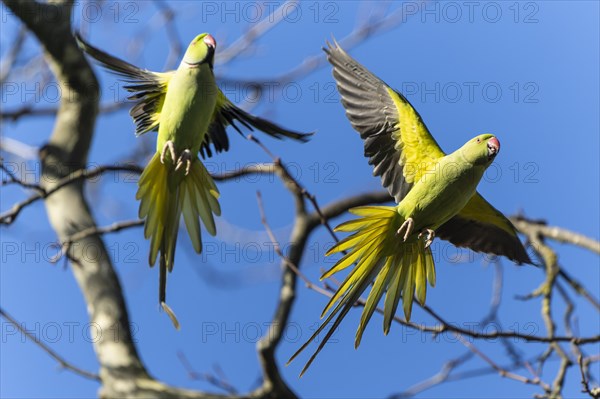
[{"x1": 1, "y1": 1, "x2": 599, "y2": 398}]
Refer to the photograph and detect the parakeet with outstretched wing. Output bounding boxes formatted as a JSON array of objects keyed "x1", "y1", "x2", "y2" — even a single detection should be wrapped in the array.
[
  {"x1": 76, "y1": 33, "x2": 311, "y2": 318},
  {"x1": 289, "y1": 40, "x2": 531, "y2": 374}
]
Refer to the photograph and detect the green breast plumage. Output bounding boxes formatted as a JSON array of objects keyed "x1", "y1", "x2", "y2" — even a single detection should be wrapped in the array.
[
  {"x1": 397, "y1": 154, "x2": 486, "y2": 232},
  {"x1": 157, "y1": 63, "x2": 217, "y2": 155}
]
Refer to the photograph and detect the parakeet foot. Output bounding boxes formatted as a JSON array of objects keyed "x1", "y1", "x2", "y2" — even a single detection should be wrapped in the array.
[
  {"x1": 418, "y1": 229, "x2": 435, "y2": 249},
  {"x1": 396, "y1": 217, "x2": 414, "y2": 242},
  {"x1": 160, "y1": 141, "x2": 177, "y2": 165},
  {"x1": 175, "y1": 149, "x2": 193, "y2": 175}
]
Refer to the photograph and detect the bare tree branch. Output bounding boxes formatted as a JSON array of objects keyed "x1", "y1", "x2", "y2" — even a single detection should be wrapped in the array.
[
  {"x1": 0, "y1": 164, "x2": 143, "y2": 225},
  {"x1": 455, "y1": 334, "x2": 552, "y2": 393},
  {"x1": 511, "y1": 217, "x2": 600, "y2": 255},
  {"x1": 251, "y1": 190, "x2": 301, "y2": 399},
  {"x1": 1, "y1": 1, "x2": 153, "y2": 397},
  {"x1": 0, "y1": 161, "x2": 275, "y2": 225},
  {"x1": 3, "y1": 2, "x2": 597, "y2": 398},
  {"x1": 0, "y1": 100, "x2": 129, "y2": 122}
]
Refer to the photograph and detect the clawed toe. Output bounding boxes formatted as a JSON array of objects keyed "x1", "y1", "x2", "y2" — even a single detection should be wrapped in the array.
[
  {"x1": 159, "y1": 142, "x2": 193, "y2": 175},
  {"x1": 418, "y1": 228, "x2": 435, "y2": 249},
  {"x1": 160, "y1": 141, "x2": 177, "y2": 165},
  {"x1": 396, "y1": 217, "x2": 414, "y2": 242},
  {"x1": 175, "y1": 149, "x2": 193, "y2": 175}
]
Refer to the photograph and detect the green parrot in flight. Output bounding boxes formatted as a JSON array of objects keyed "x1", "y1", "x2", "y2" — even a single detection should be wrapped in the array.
[
  {"x1": 289, "y1": 40, "x2": 531, "y2": 375},
  {"x1": 76, "y1": 33, "x2": 311, "y2": 313}
]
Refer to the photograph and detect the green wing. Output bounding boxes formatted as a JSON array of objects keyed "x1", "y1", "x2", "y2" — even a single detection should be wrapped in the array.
[
  {"x1": 324, "y1": 40, "x2": 445, "y2": 203},
  {"x1": 437, "y1": 194, "x2": 532, "y2": 264},
  {"x1": 325, "y1": 40, "x2": 531, "y2": 264},
  {"x1": 75, "y1": 33, "x2": 172, "y2": 136},
  {"x1": 199, "y1": 90, "x2": 313, "y2": 158},
  {"x1": 77, "y1": 34, "x2": 312, "y2": 156}
]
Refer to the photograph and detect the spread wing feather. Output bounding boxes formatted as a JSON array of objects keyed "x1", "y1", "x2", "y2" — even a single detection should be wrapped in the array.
[
  {"x1": 325, "y1": 40, "x2": 531, "y2": 264},
  {"x1": 77, "y1": 34, "x2": 312, "y2": 155},
  {"x1": 437, "y1": 193, "x2": 532, "y2": 264},
  {"x1": 324, "y1": 40, "x2": 445, "y2": 202},
  {"x1": 76, "y1": 33, "x2": 172, "y2": 136},
  {"x1": 199, "y1": 90, "x2": 313, "y2": 158}
]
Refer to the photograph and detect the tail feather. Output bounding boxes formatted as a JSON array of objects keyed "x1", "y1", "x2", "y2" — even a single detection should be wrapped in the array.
[
  {"x1": 137, "y1": 153, "x2": 220, "y2": 304},
  {"x1": 383, "y1": 253, "x2": 404, "y2": 334},
  {"x1": 188, "y1": 162, "x2": 220, "y2": 234},
  {"x1": 355, "y1": 256, "x2": 394, "y2": 347},
  {"x1": 289, "y1": 205, "x2": 436, "y2": 374},
  {"x1": 326, "y1": 219, "x2": 390, "y2": 255},
  {"x1": 163, "y1": 183, "x2": 182, "y2": 271},
  {"x1": 426, "y1": 250, "x2": 436, "y2": 287},
  {"x1": 333, "y1": 213, "x2": 392, "y2": 232},
  {"x1": 415, "y1": 249, "x2": 427, "y2": 306},
  {"x1": 181, "y1": 183, "x2": 202, "y2": 253},
  {"x1": 320, "y1": 241, "x2": 383, "y2": 318},
  {"x1": 320, "y1": 238, "x2": 378, "y2": 279},
  {"x1": 348, "y1": 205, "x2": 397, "y2": 217},
  {"x1": 402, "y1": 248, "x2": 417, "y2": 320},
  {"x1": 288, "y1": 250, "x2": 381, "y2": 377}
]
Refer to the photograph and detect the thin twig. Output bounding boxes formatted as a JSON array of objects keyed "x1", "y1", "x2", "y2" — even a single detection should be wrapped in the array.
[
  {"x1": 390, "y1": 352, "x2": 552, "y2": 399},
  {"x1": 177, "y1": 352, "x2": 238, "y2": 395},
  {"x1": 0, "y1": 25, "x2": 27, "y2": 84},
  {"x1": 0, "y1": 161, "x2": 279, "y2": 225},
  {"x1": 1, "y1": 100, "x2": 130, "y2": 122},
  {"x1": 521, "y1": 220, "x2": 574, "y2": 398},
  {"x1": 0, "y1": 307, "x2": 100, "y2": 381},
  {"x1": 578, "y1": 353, "x2": 600, "y2": 398},
  {"x1": 51, "y1": 219, "x2": 144, "y2": 263},
  {"x1": 455, "y1": 333, "x2": 552, "y2": 393},
  {"x1": 246, "y1": 134, "x2": 344, "y2": 243},
  {"x1": 1, "y1": 161, "x2": 45, "y2": 194},
  {"x1": 511, "y1": 216, "x2": 600, "y2": 255},
  {"x1": 216, "y1": 1, "x2": 299, "y2": 65},
  {"x1": 0, "y1": 164, "x2": 143, "y2": 225},
  {"x1": 558, "y1": 268, "x2": 600, "y2": 312},
  {"x1": 256, "y1": 191, "x2": 330, "y2": 299}
]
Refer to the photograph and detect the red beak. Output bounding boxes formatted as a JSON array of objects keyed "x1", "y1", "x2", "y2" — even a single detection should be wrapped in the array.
[
  {"x1": 487, "y1": 137, "x2": 500, "y2": 158},
  {"x1": 203, "y1": 34, "x2": 216, "y2": 49}
]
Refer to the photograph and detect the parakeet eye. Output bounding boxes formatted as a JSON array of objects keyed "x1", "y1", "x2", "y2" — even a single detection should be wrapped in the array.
[{"x1": 476, "y1": 138, "x2": 481, "y2": 143}]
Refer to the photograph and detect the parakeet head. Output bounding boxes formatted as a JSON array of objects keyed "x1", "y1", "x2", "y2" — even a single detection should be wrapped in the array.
[
  {"x1": 182, "y1": 33, "x2": 216, "y2": 68},
  {"x1": 461, "y1": 133, "x2": 500, "y2": 166}
]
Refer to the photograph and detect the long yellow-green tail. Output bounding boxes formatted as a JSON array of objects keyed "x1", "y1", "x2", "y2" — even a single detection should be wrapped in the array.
[
  {"x1": 136, "y1": 153, "x2": 221, "y2": 306},
  {"x1": 289, "y1": 205, "x2": 436, "y2": 375}
]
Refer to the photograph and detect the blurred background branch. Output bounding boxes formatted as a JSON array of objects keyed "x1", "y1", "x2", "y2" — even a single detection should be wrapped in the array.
[{"x1": 1, "y1": 1, "x2": 598, "y2": 398}]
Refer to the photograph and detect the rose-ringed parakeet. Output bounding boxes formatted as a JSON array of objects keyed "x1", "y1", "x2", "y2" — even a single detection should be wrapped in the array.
[
  {"x1": 76, "y1": 33, "x2": 311, "y2": 313},
  {"x1": 288, "y1": 41, "x2": 531, "y2": 374}
]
